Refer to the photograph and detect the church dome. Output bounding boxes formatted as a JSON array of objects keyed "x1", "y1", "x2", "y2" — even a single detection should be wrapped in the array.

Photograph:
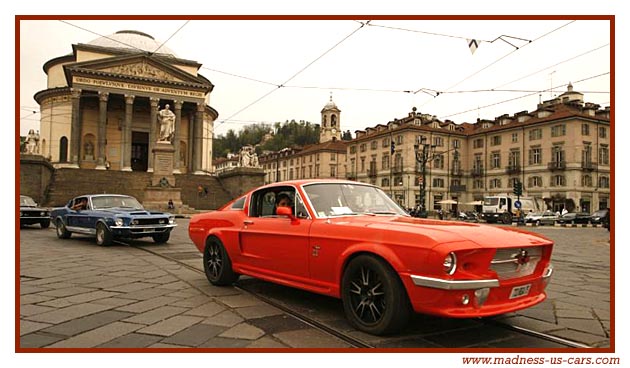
[
  {"x1": 322, "y1": 95, "x2": 339, "y2": 111},
  {"x1": 86, "y1": 30, "x2": 177, "y2": 56}
]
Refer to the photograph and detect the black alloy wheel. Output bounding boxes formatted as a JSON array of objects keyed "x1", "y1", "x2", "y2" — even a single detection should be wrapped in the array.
[
  {"x1": 55, "y1": 219, "x2": 71, "y2": 239},
  {"x1": 203, "y1": 238, "x2": 239, "y2": 286},
  {"x1": 341, "y1": 255, "x2": 411, "y2": 335}
]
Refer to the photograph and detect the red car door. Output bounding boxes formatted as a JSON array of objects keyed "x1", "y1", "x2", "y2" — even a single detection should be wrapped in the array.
[{"x1": 238, "y1": 216, "x2": 311, "y2": 279}]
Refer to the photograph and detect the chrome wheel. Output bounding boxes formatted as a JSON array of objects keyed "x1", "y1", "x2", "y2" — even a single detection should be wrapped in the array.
[
  {"x1": 56, "y1": 219, "x2": 71, "y2": 239},
  {"x1": 95, "y1": 223, "x2": 112, "y2": 246},
  {"x1": 206, "y1": 242, "x2": 223, "y2": 280}
]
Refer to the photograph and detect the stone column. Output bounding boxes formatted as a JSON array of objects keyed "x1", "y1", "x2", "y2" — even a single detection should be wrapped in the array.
[
  {"x1": 122, "y1": 94, "x2": 135, "y2": 171},
  {"x1": 96, "y1": 91, "x2": 109, "y2": 170},
  {"x1": 187, "y1": 111, "x2": 194, "y2": 172},
  {"x1": 193, "y1": 102, "x2": 204, "y2": 174},
  {"x1": 148, "y1": 97, "x2": 159, "y2": 172},
  {"x1": 70, "y1": 88, "x2": 82, "y2": 167},
  {"x1": 173, "y1": 100, "x2": 182, "y2": 174}
]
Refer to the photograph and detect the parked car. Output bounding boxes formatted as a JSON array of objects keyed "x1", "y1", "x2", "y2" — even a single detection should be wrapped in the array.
[
  {"x1": 524, "y1": 211, "x2": 558, "y2": 226},
  {"x1": 189, "y1": 180, "x2": 554, "y2": 335},
  {"x1": 556, "y1": 212, "x2": 591, "y2": 225},
  {"x1": 50, "y1": 194, "x2": 176, "y2": 246},
  {"x1": 20, "y1": 195, "x2": 50, "y2": 228},
  {"x1": 590, "y1": 209, "x2": 609, "y2": 225}
]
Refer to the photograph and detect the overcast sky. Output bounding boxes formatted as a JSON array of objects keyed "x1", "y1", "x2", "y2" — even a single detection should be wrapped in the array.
[{"x1": 19, "y1": 18, "x2": 610, "y2": 137}]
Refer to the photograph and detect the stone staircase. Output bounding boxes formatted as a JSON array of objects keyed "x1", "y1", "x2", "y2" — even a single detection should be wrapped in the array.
[{"x1": 43, "y1": 169, "x2": 234, "y2": 212}]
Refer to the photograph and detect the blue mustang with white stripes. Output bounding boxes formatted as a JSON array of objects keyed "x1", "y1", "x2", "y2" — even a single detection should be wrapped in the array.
[{"x1": 51, "y1": 194, "x2": 176, "y2": 246}]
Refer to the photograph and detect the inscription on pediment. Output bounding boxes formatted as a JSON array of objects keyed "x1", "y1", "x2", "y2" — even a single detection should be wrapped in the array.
[{"x1": 102, "y1": 62, "x2": 182, "y2": 82}]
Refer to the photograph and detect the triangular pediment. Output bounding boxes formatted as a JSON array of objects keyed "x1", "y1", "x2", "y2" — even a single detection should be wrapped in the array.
[{"x1": 64, "y1": 54, "x2": 212, "y2": 89}]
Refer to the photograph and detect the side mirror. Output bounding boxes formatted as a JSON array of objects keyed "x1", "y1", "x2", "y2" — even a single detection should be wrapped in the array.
[{"x1": 276, "y1": 206, "x2": 298, "y2": 222}]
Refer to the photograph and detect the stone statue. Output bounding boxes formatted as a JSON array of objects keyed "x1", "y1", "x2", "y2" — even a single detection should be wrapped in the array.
[
  {"x1": 251, "y1": 153, "x2": 259, "y2": 167},
  {"x1": 240, "y1": 147, "x2": 251, "y2": 167},
  {"x1": 158, "y1": 104, "x2": 176, "y2": 143},
  {"x1": 25, "y1": 129, "x2": 39, "y2": 154},
  {"x1": 84, "y1": 141, "x2": 94, "y2": 159}
]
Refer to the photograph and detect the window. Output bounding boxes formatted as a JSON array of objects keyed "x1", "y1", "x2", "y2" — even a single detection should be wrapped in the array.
[
  {"x1": 529, "y1": 147, "x2": 542, "y2": 165},
  {"x1": 231, "y1": 196, "x2": 246, "y2": 210},
  {"x1": 315, "y1": 164, "x2": 320, "y2": 177},
  {"x1": 491, "y1": 152, "x2": 501, "y2": 169},
  {"x1": 599, "y1": 146, "x2": 609, "y2": 165},
  {"x1": 349, "y1": 146, "x2": 356, "y2": 154},
  {"x1": 396, "y1": 135, "x2": 404, "y2": 144},
  {"x1": 360, "y1": 144, "x2": 366, "y2": 152},
  {"x1": 582, "y1": 123, "x2": 590, "y2": 136},
  {"x1": 511, "y1": 133, "x2": 518, "y2": 143},
  {"x1": 381, "y1": 178, "x2": 390, "y2": 187},
  {"x1": 360, "y1": 157, "x2": 365, "y2": 172},
  {"x1": 316, "y1": 154, "x2": 320, "y2": 161},
  {"x1": 433, "y1": 154, "x2": 444, "y2": 169},
  {"x1": 473, "y1": 138, "x2": 484, "y2": 149},
  {"x1": 508, "y1": 150, "x2": 520, "y2": 168},
  {"x1": 434, "y1": 136, "x2": 443, "y2": 147},
  {"x1": 599, "y1": 176, "x2": 610, "y2": 188},
  {"x1": 433, "y1": 178, "x2": 445, "y2": 188},
  {"x1": 473, "y1": 179, "x2": 484, "y2": 189},
  {"x1": 552, "y1": 145, "x2": 565, "y2": 163},
  {"x1": 491, "y1": 135, "x2": 501, "y2": 146},
  {"x1": 382, "y1": 155, "x2": 389, "y2": 170},
  {"x1": 331, "y1": 153, "x2": 336, "y2": 161},
  {"x1": 489, "y1": 178, "x2": 501, "y2": 189},
  {"x1": 529, "y1": 128, "x2": 542, "y2": 141},
  {"x1": 371, "y1": 141, "x2": 378, "y2": 150},
  {"x1": 582, "y1": 144, "x2": 593, "y2": 164},
  {"x1": 528, "y1": 176, "x2": 543, "y2": 188},
  {"x1": 453, "y1": 139, "x2": 461, "y2": 149},
  {"x1": 330, "y1": 165, "x2": 336, "y2": 177},
  {"x1": 394, "y1": 176, "x2": 403, "y2": 186},
  {"x1": 551, "y1": 175, "x2": 566, "y2": 187},
  {"x1": 249, "y1": 186, "x2": 296, "y2": 217},
  {"x1": 382, "y1": 138, "x2": 390, "y2": 148},
  {"x1": 582, "y1": 175, "x2": 593, "y2": 187},
  {"x1": 599, "y1": 127, "x2": 607, "y2": 138},
  {"x1": 551, "y1": 124, "x2": 566, "y2": 137}
]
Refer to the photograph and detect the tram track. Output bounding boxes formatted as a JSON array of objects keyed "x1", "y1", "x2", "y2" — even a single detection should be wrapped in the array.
[{"x1": 128, "y1": 241, "x2": 590, "y2": 349}]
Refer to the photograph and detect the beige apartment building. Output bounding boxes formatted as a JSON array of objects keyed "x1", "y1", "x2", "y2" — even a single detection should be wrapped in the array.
[{"x1": 348, "y1": 85, "x2": 610, "y2": 213}]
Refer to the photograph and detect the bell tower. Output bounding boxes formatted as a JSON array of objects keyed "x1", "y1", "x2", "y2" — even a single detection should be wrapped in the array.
[{"x1": 320, "y1": 94, "x2": 341, "y2": 143}]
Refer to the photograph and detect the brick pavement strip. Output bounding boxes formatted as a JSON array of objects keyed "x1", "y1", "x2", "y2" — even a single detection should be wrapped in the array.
[
  {"x1": 41, "y1": 310, "x2": 134, "y2": 337},
  {"x1": 201, "y1": 310, "x2": 244, "y2": 327},
  {"x1": 37, "y1": 290, "x2": 121, "y2": 308},
  {"x1": 218, "y1": 322, "x2": 265, "y2": 340},
  {"x1": 137, "y1": 315, "x2": 204, "y2": 336},
  {"x1": 46, "y1": 321, "x2": 145, "y2": 348},
  {"x1": 123, "y1": 305, "x2": 189, "y2": 325},
  {"x1": 183, "y1": 301, "x2": 225, "y2": 318},
  {"x1": 24, "y1": 302, "x2": 114, "y2": 324},
  {"x1": 273, "y1": 328, "x2": 352, "y2": 348},
  {"x1": 115, "y1": 296, "x2": 181, "y2": 313},
  {"x1": 20, "y1": 320, "x2": 52, "y2": 336}
]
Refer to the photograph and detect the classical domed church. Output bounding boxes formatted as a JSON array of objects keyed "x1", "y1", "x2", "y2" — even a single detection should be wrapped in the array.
[{"x1": 35, "y1": 30, "x2": 217, "y2": 174}]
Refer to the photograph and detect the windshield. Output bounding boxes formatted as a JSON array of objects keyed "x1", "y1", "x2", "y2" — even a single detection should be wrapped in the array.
[
  {"x1": 303, "y1": 183, "x2": 407, "y2": 217},
  {"x1": 91, "y1": 196, "x2": 143, "y2": 210},
  {"x1": 484, "y1": 197, "x2": 499, "y2": 206},
  {"x1": 20, "y1": 196, "x2": 37, "y2": 206}
]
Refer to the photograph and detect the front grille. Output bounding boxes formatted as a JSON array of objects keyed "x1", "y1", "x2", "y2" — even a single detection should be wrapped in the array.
[
  {"x1": 21, "y1": 210, "x2": 46, "y2": 218},
  {"x1": 131, "y1": 218, "x2": 167, "y2": 226},
  {"x1": 490, "y1": 246, "x2": 542, "y2": 280}
]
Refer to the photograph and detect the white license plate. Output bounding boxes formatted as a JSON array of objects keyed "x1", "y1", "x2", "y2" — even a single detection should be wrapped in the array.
[{"x1": 509, "y1": 284, "x2": 531, "y2": 299}]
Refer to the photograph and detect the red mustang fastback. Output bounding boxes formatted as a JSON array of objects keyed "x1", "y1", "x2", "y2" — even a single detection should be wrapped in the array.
[{"x1": 189, "y1": 180, "x2": 553, "y2": 335}]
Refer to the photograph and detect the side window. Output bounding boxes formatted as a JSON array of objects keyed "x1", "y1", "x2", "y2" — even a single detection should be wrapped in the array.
[
  {"x1": 261, "y1": 192, "x2": 277, "y2": 216},
  {"x1": 249, "y1": 187, "x2": 300, "y2": 217},
  {"x1": 295, "y1": 194, "x2": 310, "y2": 219},
  {"x1": 231, "y1": 196, "x2": 246, "y2": 210}
]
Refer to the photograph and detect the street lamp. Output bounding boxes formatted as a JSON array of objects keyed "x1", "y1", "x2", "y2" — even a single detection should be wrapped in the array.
[
  {"x1": 414, "y1": 137, "x2": 436, "y2": 218},
  {"x1": 414, "y1": 137, "x2": 459, "y2": 218}
]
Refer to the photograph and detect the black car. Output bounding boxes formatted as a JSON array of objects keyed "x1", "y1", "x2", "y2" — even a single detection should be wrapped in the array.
[
  {"x1": 590, "y1": 209, "x2": 609, "y2": 225},
  {"x1": 20, "y1": 195, "x2": 50, "y2": 228},
  {"x1": 50, "y1": 194, "x2": 176, "y2": 246},
  {"x1": 556, "y1": 212, "x2": 591, "y2": 225}
]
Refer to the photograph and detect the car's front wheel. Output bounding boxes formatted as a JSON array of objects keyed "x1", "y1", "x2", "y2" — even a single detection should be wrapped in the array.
[
  {"x1": 55, "y1": 219, "x2": 71, "y2": 239},
  {"x1": 341, "y1": 255, "x2": 411, "y2": 335},
  {"x1": 40, "y1": 219, "x2": 50, "y2": 229},
  {"x1": 152, "y1": 232, "x2": 170, "y2": 244},
  {"x1": 203, "y1": 238, "x2": 239, "y2": 286},
  {"x1": 95, "y1": 223, "x2": 113, "y2": 246}
]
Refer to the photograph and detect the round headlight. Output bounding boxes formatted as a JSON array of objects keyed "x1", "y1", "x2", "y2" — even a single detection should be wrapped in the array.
[
  {"x1": 169, "y1": 216, "x2": 175, "y2": 224},
  {"x1": 114, "y1": 218, "x2": 124, "y2": 226},
  {"x1": 40, "y1": 211, "x2": 46, "y2": 216},
  {"x1": 443, "y1": 252, "x2": 457, "y2": 275},
  {"x1": 131, "y1": 219, "x2": 139, "y2": 225}
]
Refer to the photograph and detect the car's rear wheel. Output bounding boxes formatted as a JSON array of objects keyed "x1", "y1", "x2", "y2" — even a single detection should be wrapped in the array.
[
  {"x1": 203, "y1": 238, "x2": 239, "y2": 286},
  {"x1": 55, "y1": 219, "x2": 71, "y2": 239},
  {"x1": 152, "y1": 232, "x2": 170, "y2": 244},
  {"x1": 40, "y1": 219, "x2": 50, "y2": 229},
  {"x1": 341, "y1": 255, "x2": 411, "y2": 335},
  {"x1": 535, "y1": 220, "x2": 541, "y2": 226},
  {"x1": 95, "y1": 223, "x2": 113, "y2": 246}
]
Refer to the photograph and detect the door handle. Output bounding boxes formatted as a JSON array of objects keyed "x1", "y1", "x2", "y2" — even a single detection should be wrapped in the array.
[{"x1": 243, "y1": 220, "x2": 254, "y2": 225}]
